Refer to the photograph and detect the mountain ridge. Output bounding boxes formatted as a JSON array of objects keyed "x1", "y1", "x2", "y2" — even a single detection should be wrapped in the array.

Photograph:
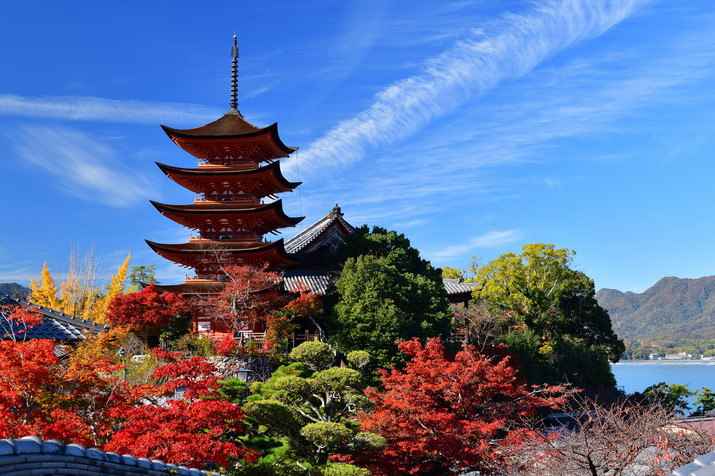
[
  {"x1": 0, "y1": 282, "x2": 31, "y2": 299},
  {"x1": 596, "y1": 276, "x2": 715, "y2": 343}
]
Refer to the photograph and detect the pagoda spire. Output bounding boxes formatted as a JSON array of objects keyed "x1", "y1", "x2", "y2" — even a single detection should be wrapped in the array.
[{"x1": 230, "y1": 35, "x2": 239, "y2": 113}]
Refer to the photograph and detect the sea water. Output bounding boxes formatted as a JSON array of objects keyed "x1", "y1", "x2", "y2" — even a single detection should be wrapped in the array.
[{"x1": 611, "y1": 361, "x2": 715, "y2": 413}]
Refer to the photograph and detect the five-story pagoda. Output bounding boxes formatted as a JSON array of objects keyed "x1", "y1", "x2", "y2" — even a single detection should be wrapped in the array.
[{"x1": 147, "y1": 36, "x2": 303, "y2": 303}]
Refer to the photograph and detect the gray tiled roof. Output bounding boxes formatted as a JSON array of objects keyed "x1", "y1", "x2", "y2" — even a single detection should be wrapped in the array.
[
  {"x1": 0, "y1": 294, "x2": 109, "y2": 341},
  {"x1": 282, "y1": 269, "x2": 337, "y2": 295},
  {"x1": 0, "y1": 436, "x2": 223, "y2": 475},
  {"x1": 443, "y1": 278, "x2": 478, "y2": 295},
  {"x1": 285, "y1": 204, "x2": 354, "y2": 254},
  {"x1": 281, "y1": 274, "x2": 477, "y2": 298}
]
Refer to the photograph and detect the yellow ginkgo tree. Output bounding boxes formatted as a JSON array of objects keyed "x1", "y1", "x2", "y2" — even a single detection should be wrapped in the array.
[
  {"x1": 29, "y1": 262, "x2": 60, "y2": 309},
  {"x1": 93, "y1": 254, "x2": 131, "y2": 324},
  {"x1": 29, "y1": 251, "x2": 131, "y2": 324}
]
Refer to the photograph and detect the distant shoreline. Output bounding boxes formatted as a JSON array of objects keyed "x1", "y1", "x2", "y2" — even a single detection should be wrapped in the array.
[{"x1": 614, "y1": 360, "x2": 715, "y2": 365}]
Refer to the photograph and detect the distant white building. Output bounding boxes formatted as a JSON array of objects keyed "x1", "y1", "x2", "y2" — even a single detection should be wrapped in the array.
[{"x1": 664, "y1": 352, "x2": 688, "y2": 360}]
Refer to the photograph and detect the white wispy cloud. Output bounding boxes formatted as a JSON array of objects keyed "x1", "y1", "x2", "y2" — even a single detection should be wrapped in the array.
[
  {"x1": 0, "y1": 261, "x2": 36, "y2": 284},
  {"x1": 0, "y1": 94, "x2": 223, "y2": 124},
  {"x1": 431, "y1": 230, "x2": 524, "y2": 259},
  {"x1": 294, "y1": 18, "x2": 715, "y2": 225},
  {"x1": 287, "y1": 0, "x2": 650, "y2": 176},
  {"x1": 10, "y1": 125, "x2": 154, "y2": 207}
]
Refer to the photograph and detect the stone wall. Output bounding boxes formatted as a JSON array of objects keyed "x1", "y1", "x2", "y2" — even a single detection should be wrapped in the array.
[{"x1": 0, "y1": 436, "x2": 224, "y2": 475}]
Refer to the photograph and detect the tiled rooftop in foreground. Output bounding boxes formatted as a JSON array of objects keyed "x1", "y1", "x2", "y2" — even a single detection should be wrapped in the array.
[{"x1": 0, "y1": 436, "x2": 225, "y2": 475}]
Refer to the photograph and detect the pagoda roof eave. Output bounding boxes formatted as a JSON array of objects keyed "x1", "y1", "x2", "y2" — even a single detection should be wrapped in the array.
[
  {"x1": 145, "y1": 238, "x2": 297, "y2": 268},
  {"x1": 160, "y1": 111, "x2": 261, "y2": 136},
  {"x1": 155, "y1": 161, "x2": 302, "y2": 189},
  {"x1": 160, "y1": 122, "x2": 297, "y2": 156},
  {"x1": 146, "y1": 238, "x2": 287, "y2": 253},
  {"x1": 149, "y1": 199, "x2": 305, "y2": 227}
]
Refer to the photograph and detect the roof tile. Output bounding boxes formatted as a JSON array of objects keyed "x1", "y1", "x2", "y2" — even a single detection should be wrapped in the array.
[{"x1": 0, "y1": 294, "x2": 109, "y2": 341}]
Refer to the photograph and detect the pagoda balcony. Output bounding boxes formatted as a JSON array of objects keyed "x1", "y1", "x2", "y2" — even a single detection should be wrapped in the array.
[
  {"x1": 196, "y1": 162, "x2": 256, "y2": 170},
  {"x1": 292, "y1": 332, "x2": 320, "y2": 345},
  {"x1": 194, "y1": 196, "x2": 258, "y2": 204},
  {"x1": 198, "y1": 156, "x2": 263, "y2": 168},
  {"x1": 185, "y1": 275, "x2": 216, "y2": 281}
]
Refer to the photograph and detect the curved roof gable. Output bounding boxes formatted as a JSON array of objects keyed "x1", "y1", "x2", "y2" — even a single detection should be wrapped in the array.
[
  {"x1": 161, "y1": 111, "x2": 261, "y2": 136},
  {"x1": 161, "y1": 112, "x2": 296, "y2": 156},
  {"x1": 285, "y1": 204, "x2": 355, "y2": 255}
]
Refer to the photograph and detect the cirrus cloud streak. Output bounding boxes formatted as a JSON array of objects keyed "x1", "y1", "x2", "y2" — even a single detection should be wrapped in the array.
[
  {"x1": 290, "y1": 0, "x2": 650, "y2": 176},
  {"x1": 0, "y1": 94, "x2": 223, "y2": 124}
]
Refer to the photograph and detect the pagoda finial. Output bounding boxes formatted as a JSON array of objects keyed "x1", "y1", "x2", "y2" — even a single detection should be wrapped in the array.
[{"x1": 230, "y1": 35, "x2": 239, "y2": 112}]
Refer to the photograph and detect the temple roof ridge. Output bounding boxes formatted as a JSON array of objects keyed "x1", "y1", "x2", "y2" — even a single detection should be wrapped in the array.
[{"x1": 285, "y1": 204, "x2": 354, "y2": 255}]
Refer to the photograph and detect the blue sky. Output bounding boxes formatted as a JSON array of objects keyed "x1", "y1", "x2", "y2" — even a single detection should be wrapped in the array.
[{"x1": 1, "y1": 0, "x2": 714, "y2": 293}]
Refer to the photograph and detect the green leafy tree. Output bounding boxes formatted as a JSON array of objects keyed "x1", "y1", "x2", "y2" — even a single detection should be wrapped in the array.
[
  {"x1": 128, "y1": 264, "x2": 159, "y2": 292},
  {"x1": 635, "y1": 382, "x2": 696, "y2": 414},
  {"x1": 693, "y1": 387, "x2": 715, "y2": 416},
  {"x1": 441, "y1": 266, "x2": 463, "y2": 280},
  {"x1": 236, "y1": 342, "x2": 384, "y2": 475},
  {"x1": 472, "y1": 244, "x2": 624, "y2": 394},
  {"x1": 327, "y1": 226, "x2": 452, "y2": 375}
]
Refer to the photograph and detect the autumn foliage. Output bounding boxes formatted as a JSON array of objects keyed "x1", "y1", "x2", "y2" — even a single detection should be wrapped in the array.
[
  {"x1": 0, "y1": 331, "x2": 147, "y2": 447},
  {"x1": 30, "y1": 252, "x2": 132, "y2": 323},
  {"x1": 205, "y1": 264, "x2": 285, "y2": 334},
  {"x1": 352, "y1": 338, "x2": 569, "y2": 475},
  {"x1": 0, "y1": 339, "x2": 58, "y2": 438},
  {"x1": 106, "y1": 398, "x2": 253, "y2": 468},
  {"x1": 265, "y1": 287, "x2": 323, "y2": 346},
  {"x1": 0, "y1": 335, "x2": 253, "y2": 469},
  {"x1": 213, "y1": 334, "x2": 241, "y2": 356},
  {"x1": 105, "y1": 349, "x2": 257, "y2": 468},
  {"x1": 511, "y1": 397, "x2": 715, "y2": 475},
  {"x1": 0, "y1": 304, "x2": 43, "y2": 341},
  {"x1": 106, "y1": 284, "x2": 186, "y2": 335}
]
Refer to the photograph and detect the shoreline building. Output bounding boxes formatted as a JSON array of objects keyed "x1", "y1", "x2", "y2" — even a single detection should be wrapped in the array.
[{"x1": 148, "y1": 37, "x2": 303, "y2": 334}]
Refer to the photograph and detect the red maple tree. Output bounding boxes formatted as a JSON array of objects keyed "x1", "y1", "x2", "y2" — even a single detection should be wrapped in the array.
[
  {"x1": 0, "y1": 339, "x2": 57, "y2": 437},
  {"x1": 0, "y1": 331, "x2": 145, "y2": 447},
  {"x1": 213, "y1": 334, "x2": 241, "y2": 356},
  {"x1": 206, "y1": 264, "x2": 284, "y2": 334},
  {"x1": 351, "y1": 338, "x2": 569, "y2": 475},
  {"x1": 105, "y1": 348, "x2": 257, "y2": 468},
  {"x1": 106, "y1": 398, "x2": 253, "y2": 468},
  {"x1": 106, "y1": 285, "x2": 186, "y2": 337},
  {"x1": 0, "y1": 336, "x2": 254, "y2": 468},
  {"x1": 281, "y1": 286, "x2": 323, "y2": 341},
  {"x1": 45, "y1": 342, "x2": 147, "y2": 447}
]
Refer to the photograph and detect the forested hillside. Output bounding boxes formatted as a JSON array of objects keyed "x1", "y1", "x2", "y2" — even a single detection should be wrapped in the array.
[
  {"x1": 596, "y1": 276, "x2": 715, "y2": 343},
  {"x1": 0, "y1": 282, "x2": 30, "y2": 299}
]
